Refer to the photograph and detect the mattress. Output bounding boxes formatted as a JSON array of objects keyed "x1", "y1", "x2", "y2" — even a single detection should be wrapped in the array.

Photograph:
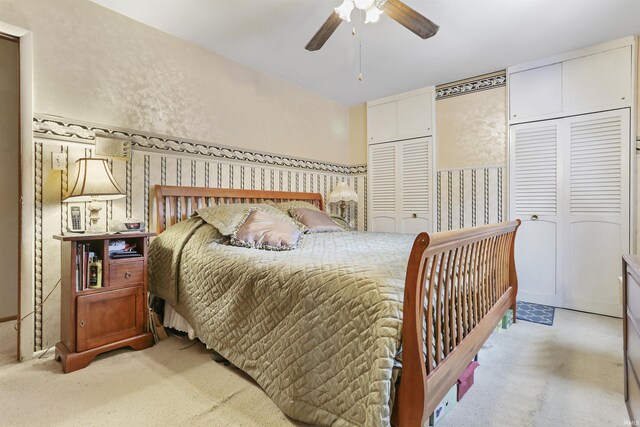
[{"x1": 148, "y1": 216, "x2": 414, "y2": 426}]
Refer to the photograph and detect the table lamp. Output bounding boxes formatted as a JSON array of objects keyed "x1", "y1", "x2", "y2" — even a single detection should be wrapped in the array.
[
  {"x1": 328, "y1": 182, "x2": 358, "y2": 219},
  {"x1": 64, "y1": 158, "x2": 126, "y2": 232}
]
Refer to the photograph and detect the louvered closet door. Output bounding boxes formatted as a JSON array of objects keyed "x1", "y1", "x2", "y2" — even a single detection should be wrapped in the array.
[
  {"x1": 369, "y1": 142, "x2": 397, "y2": 232},
  {"x1": 398, "y1": 137, "x2": 432, "y2": 234},
  {"x1": 509, "y1": 120, "x2": 563, "y2": 306},
  {"x1": 563, "y1": 109, "x2": 630, "y2": 317}
]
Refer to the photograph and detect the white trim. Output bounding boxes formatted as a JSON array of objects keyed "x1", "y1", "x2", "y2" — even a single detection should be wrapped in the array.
[
  {"x1": 0, "y1": 21, "x2": 35, "y2": 361},
  {"x1": 436, "y1": 164, "x2": 506, "y2": 172},
  {"x1": 430, "y1": 88, "x2": 437, "y2": 233},
  {"x1": 20, "y1": 32, "x2": 34, "y2": 361},
  {"x1": 630, "y1": 36, "x2": 638, "y2": 254},
  {"x1": 0, "y1": 21, "x2": 30, "y2": 37}
]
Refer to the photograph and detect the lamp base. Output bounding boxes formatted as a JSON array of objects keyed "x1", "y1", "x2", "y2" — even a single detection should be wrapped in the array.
[
  {"x1": 339, "y1": 201, "x2": 347, "y2": 219},
  {"x1": 88, "y1": 198, "x2": 103, "y2": 233}
]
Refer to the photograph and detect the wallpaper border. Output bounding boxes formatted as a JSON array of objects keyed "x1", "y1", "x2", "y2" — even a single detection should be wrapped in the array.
[
  {"x1": 436, "y1": 72, "x2": 506, "y2": 100},
  {"x1": 32, "y1": 115, "x2": 367, "y2": 175}
]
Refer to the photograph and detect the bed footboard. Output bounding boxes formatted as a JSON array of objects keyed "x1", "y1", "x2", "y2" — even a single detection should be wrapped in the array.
[{"x1": 394, "y1": 220, "x2": 520, "y2": 427}]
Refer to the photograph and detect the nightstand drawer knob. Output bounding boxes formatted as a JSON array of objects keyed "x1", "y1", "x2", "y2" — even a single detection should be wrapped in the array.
[
  {"x1": 124, "y1": 272, "x2": 132, "y2": 279},
  {"x1": 79, "y1": 320, "x2": 85, "y2": 328}
]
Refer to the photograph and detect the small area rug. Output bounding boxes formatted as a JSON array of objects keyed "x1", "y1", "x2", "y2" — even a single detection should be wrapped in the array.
[{"x1": 516, "y1": 300, "x2": 555, "y2": 326}]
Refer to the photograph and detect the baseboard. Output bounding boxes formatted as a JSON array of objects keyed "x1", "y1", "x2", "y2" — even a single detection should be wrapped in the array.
[{"x1": 29, "y1": 346, "x2": 55, "y2": 361}]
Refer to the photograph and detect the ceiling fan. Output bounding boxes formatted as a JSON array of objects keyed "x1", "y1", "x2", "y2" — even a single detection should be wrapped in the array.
[{"x1": 305, "y1": 0, "x2": 439, "y2": 51}]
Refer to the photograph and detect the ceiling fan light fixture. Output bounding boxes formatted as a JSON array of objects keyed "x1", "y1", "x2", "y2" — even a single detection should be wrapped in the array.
[
  {"x1": 364, "y1": 5, "x2": 383, "y2": 23},
  {"x1": 353, "y1": 0, "x2": 375, "y2": 9},
  {"x1": 335, "y1": 0, "x2": 354, "y2": 22}
]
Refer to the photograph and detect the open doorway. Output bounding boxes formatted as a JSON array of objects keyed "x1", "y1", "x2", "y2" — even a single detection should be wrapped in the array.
[{"x1": 0, "y1": 32, "x2": 20, "y2": 365}]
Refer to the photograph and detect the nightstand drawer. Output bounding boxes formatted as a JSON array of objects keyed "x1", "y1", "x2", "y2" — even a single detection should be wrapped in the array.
[
  {"x1": 76, "y1": 286, "x2": 144, "y2": 352},
  {"x1": 109, "y1": 260, "x2": 144, "y2": 286}
]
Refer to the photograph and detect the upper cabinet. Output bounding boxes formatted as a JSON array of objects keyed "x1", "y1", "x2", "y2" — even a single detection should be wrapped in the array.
[
  {"x1": 508, "y1": 38, "x2": 634, "y2": 123},
  {"x1": 510, "y1": 63, "x2": 562, "y2": 120},
  {"x1": 562, "y1": 46, "x2": 632, "y2": 112},
  {"x1": 368, "y1": 101, "x2": 398, "y2": 144},
  {"x1": 367, "y1": 88, "x2": 434, "y2": 144}
]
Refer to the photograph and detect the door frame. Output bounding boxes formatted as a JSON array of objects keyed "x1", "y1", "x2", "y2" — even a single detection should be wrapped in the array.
[{"x1": 0, "y1": 21, "x2": 33, "y2": 361}]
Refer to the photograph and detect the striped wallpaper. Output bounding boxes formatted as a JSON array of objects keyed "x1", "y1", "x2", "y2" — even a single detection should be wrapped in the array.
[{"x1": 436, "y1": 166, "x2": 505, "y2": 232}]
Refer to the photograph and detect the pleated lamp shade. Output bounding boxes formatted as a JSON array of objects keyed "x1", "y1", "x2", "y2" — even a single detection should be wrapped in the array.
[
  {"x1": 328, "y1": 182, "x2": 358, "y2": 203},
  {"x1": 64, "y1": 158, "x2": 126, "y2": 202}
]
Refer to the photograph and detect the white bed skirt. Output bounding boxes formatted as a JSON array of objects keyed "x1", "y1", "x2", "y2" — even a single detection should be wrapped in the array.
[{"x1": 163, "y1": 304, "x2": 197, "y2": 340}]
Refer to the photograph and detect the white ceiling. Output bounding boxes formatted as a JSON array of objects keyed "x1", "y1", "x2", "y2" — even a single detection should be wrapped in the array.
[{"x1": 91, "y1": 0, "x2": 640, "y2": 106}]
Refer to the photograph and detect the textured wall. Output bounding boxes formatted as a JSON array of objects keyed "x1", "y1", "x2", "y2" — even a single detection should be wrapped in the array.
[
  {"x1": 436, "y1": 86, "x2": 507, "y2": 169},
  {"x1": 0, "y1": 0, "x2": 352, "y2": 164}
]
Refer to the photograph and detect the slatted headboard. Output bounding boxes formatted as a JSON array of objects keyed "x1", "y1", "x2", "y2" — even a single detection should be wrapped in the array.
[{"x1": 153, "y1": 185, "x2": 325, "y2": 234}]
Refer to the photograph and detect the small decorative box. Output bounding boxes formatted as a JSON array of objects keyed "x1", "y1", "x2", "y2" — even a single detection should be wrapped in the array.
[{"x1": 429, "y1": 384, "x2": 458, "y2": 425}]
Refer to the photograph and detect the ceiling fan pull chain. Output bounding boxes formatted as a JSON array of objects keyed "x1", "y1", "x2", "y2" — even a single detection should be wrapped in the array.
[{"x1": 358, "y1": 9, "x2": 364, "y2": 81}]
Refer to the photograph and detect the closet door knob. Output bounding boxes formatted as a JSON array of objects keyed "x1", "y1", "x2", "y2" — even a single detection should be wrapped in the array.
[
  {"x1": 412, "y1": 213, "x2": 417, "y2": 218},
  {"x1": 531, "y1": 214, "x2": 539, "y2": 221},
  {"x1": 79, "y1": 320, "x2": 85, "y2": 328}
]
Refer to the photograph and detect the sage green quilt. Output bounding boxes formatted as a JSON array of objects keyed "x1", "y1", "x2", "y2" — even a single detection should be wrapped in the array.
[{"x1": 148, "y1": 216, "x2": 416, "y2": 426}]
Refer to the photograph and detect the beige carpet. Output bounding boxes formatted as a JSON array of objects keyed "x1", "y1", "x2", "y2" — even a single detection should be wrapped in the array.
[
  {"x1": 0, "y1": 309, "x2": 628, "y2": 426},
  {"x1": 0, "y1": 320, "x2": 18, "y2": 366}
]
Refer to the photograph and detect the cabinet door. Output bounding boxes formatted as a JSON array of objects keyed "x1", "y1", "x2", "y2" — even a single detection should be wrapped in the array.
[
  {"x1": 510, "y1": 120, "x2": 562, "y2": 306},
  {"x1": 398, "y1": 138, "x2": 432, "y2": 234},
  {"x1": 368, "y1": 101, "x2": 398, "y2": 144},
  {"x1": 76, "y1": 286, "x2": 145, "y2": 352},
  {"x1": 563, "y1": 109, "x2": 629, "y2": 317},
  {"x1": 562, "y1": 46, "x2": 632, "y2": 113},
  {"x1": 509, "y1": 63, "x2": 562, "y2": 121},
  {"x1": 397, "y1": 93, "x2": 432, "y2": 139},
  {"x1": 368, "y1": 142, "x2": 397, "y2": 232}
]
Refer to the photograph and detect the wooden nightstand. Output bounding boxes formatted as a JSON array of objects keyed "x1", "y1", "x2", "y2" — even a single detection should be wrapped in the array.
[{"x1": 54, "y1": 232, "x2": 155, "y2": 373}]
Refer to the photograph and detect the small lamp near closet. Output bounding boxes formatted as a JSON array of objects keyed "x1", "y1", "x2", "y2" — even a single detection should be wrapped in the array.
[
  {"x1": 328, "y1": 182, "x2": 358, "y2": 219},
  {"x1": 63, "y1": 158, "x2": 126, "y2": 233}
]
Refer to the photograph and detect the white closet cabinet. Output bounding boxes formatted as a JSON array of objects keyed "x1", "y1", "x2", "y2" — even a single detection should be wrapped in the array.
[
  {"x1": 510, "y1": 109, "x2": 630, "y2": 317},
  {"x1": 368, "y1": 101, "x2": 398, "y2": 144},
  {"x1": 509, "y1": 63, "x2": 562, "y2": 121},
  {"x1": 367, "y1": 89, "x2": 433, "y2": 144},
  {"x1": 369, "y1": 137, "x2": 433, "y2": 233},
  {"x1": 562, "y1": 46, "x2": 632, "y2": 112},
  {"x1": 510, "y1": 122, "x2": 563, "y2": 307},
  {"x1": 563, "y1": 111, "x2": 630, "y2": 317},
  {"x1": 508, "y1": 41, "x2": 633, "y2": 123}
]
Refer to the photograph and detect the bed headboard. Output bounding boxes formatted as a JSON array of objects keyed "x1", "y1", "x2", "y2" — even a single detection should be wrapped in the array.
[{"x1": 153, "y1": 185, "x2": 325, "y2": 234}]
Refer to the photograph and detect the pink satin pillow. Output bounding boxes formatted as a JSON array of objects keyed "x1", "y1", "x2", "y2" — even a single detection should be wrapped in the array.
[
  {"x1": 289, "y1": 208, "x2": 345, "y2": 233},
  {"x1": 231, "y1": 209, "x2": 302, "y2": 251}
]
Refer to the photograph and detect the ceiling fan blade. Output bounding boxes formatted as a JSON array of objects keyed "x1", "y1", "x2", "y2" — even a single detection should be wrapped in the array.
[
  {"x1": 381, "y1": 0, "x2": 439, "y2": 39},
  {"x1": 305, "y1": 12, "x2": 343, "y2": 51}
]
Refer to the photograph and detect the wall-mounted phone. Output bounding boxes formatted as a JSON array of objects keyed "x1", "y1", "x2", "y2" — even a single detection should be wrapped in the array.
[{"x1": 67, "y1": 205, "x2": 85, "y2": 234}]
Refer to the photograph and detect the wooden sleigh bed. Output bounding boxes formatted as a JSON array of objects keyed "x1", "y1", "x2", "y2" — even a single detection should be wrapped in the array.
[{"x1": 152, "y1": 185, "x2": 520, "y2": 427}]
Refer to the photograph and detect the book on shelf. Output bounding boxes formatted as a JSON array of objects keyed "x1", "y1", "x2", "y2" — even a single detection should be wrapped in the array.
[{"x1": 76, "y1": 244, "x2": 103, "y2": 290}]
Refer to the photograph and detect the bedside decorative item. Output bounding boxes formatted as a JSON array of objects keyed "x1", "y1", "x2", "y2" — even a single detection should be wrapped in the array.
[
  {"x1": 64, "y1": 158, "x2": 126, "y2": 233},
  {"x1": 328, "y1": 182, "x2": 358, "y2": 219},
  {"x1": 109, "y1": 218, "x2": 145, "y2": 233}
]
